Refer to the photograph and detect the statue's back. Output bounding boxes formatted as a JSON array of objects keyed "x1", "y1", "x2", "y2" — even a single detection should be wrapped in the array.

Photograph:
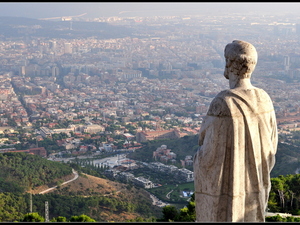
[{"x1": 194, "y1": 87, "x2": 277, "y2": 222}]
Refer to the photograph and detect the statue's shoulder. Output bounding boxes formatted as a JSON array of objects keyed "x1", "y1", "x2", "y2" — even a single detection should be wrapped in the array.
[
  {"x1": 207, "y1": 87, "x2": 273, "y2": 117},
  {"x1": 216, "y1": 89, "x2": 232, "y2": 97},
  {"x1": 227, "y1": 87, "x2": 272, "y2": 100},
  {"x1": 254, "y1": 87, "x2": 272, "y2": 97},
  {"x1": 207, "y1": 92, "x2": 231, "y2": 117}
]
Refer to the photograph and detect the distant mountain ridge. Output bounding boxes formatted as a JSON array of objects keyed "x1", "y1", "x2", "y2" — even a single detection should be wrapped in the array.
[{"x1": 0, "y1": 16, "x2": 134, "y2": 39}]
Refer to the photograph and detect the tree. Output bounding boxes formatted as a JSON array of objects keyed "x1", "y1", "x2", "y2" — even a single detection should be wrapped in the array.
[
  {"x1": 160, "y1": 205, "x2": 179, "y2": 222},
  {"x1": 50, "y1": 216, "x2": 67, "y2": 222},
  {"x1": 175, "y1": 201, "x2": 196, "y2": 222},
  {"x1": 69, "y1": 214, "x2": 96, "y2": 222},
  {"x1": 126, "y1": 216, "x2": 156, "y2": 222},
  {"x1": 22, "y1": 212, "x2": 45, "y2": 222}
]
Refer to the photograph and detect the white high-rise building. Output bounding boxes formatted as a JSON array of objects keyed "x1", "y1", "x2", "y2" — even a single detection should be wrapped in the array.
[
  {"x1": 51, "y1": 66, "x2": 59, "y2": 77},
  {"x1": 64, "y1": 43, "x2": 72, "y2": 54},
  {"x1": 284, "y1": 55, "x2": 290, "y2": 71},
  {"x1": 19, "y1": 66, "x2": 26, "y2": 76},
  {"x1": 49, "y1": 41, "x2": 57, "y2": 51}
]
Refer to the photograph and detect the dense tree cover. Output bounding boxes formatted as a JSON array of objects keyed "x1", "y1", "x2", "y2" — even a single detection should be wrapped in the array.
[
  {"x1": 50, "y1": 216, "x2": 67, "y2": 222},
  {"x1": 268, "y1": 174, "x2": 300, "y2": 215},
  {"x1": 69, "y1": 214, "x2": 96, "y2": 222},
  {"x1": 265, "y1": 214, "x2": 300, "y2": 222},
  {"x1": 0, "y1": 152, "x2": 72, "y2": 192},
  {"x1": 21, "y1": 212, "x2": 96, "y2": 222},
  {"x1": 22, "y1": 212, "x2": 45, "y2": 222},
  {"x1": 0, "y1": 192, "x2": 27, "y2": 222}
]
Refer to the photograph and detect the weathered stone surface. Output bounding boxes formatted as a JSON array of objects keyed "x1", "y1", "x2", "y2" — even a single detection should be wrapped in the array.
[{"x1": 193, "y1": 40, "x2": 278, "y2": 222}]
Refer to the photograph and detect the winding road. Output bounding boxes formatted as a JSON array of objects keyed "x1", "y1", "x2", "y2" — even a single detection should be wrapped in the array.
[
  {"x1": 39, "y1": 169, "x2": 79, "y2": 194},
  {"x1": 166, "y1": 189, "x2": 173, "y2": 199},
  {"x1": 38, "y1": 169, "x2": 170, "y2": 208}
]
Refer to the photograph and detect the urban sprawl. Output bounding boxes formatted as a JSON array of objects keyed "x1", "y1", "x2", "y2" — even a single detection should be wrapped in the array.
[{"x1": 0, "y1": 13, "x2": 299, "y2": 187}]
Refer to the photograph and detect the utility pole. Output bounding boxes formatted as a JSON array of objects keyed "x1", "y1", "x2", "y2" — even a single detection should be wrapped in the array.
[
  {"x1": 30, "y1": 193, "x2": 32, "y2": 213},
  {"x1": 45, "y1": 201, "x2": 49, "y2": 222},
  {"x1": 29, "y1": 178, "x2": 32, "y2": 213}
]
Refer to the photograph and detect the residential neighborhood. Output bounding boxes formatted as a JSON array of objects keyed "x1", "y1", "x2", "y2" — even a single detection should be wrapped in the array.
[{"x1": 0, "y1": 11, "x2": 299, "y2": 173}]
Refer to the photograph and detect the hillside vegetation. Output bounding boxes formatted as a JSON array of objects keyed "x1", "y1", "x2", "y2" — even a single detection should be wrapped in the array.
[
  {"x1": 30, "y1": 173, "x2": 162, "y2": 222},
  {"x1": 0, "y1": 152, "x2": 72, "y2": 193},
  {"x1": 0, "y1": 152, "x2": 162, "y2": 222}
]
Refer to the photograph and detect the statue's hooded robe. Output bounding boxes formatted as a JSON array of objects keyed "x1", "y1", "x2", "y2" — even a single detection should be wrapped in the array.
[{"x1": 193, "y1": 87, "x2": 278, "y2": 222}]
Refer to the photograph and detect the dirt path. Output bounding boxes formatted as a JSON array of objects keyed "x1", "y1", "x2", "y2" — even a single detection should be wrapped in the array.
[{"x1": 39, "y1": 169, "x2": 78, "y2": 194}]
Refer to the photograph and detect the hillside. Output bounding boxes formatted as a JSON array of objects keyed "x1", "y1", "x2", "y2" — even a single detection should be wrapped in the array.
[
  {"x1": 0, "y1": 152, "x2": 162, "y2": 222},
  {"x1": 31, "y1": 173, "x2": 162, "y2": 222}
]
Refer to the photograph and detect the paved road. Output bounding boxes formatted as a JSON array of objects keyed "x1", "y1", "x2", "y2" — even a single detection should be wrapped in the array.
[
  {"x1": 166, "y1": 189, "x2": 173, "y2": 199},
  {"x1": 39, "y1": 169, "x2": 79, "y2": 194},
  {"x1": 149, "y1": 193, "x2": 169, "y2": 207}
]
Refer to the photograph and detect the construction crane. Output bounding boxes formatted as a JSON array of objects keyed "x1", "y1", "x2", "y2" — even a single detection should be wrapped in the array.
[{"x1": 38, "y1": 13, "x2": 87, "y2": 21}]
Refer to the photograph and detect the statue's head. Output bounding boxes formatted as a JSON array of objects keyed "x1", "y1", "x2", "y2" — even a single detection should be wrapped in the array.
[{"x1": 224, "y1": 40, "x2": 258, "y2": 79}]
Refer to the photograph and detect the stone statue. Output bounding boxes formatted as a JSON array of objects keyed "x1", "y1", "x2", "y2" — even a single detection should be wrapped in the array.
[{"x1": 193, "y1": 40, "x2": 278, "y2": 222}]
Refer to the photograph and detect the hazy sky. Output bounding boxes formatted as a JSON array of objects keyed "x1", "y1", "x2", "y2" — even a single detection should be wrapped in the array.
[{"x1": 1, "y1": 2, "x2": 300, "y2": 19}]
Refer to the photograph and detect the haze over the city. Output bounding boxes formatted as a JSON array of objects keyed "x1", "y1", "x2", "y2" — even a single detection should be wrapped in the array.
[{"x1": 1, "y1": 2, "x2": 300, "y2": 19}]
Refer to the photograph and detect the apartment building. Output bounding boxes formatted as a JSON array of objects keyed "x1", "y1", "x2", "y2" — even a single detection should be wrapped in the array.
[
  {"x1": 136, "y1": 129, "x2": 180, "y2": 143},
  {"x1": 132, "y1": 176, "x2": 154, "y2": 189}
]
